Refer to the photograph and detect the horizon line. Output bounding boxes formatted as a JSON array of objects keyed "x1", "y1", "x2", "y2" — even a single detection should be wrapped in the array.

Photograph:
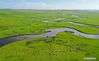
[{"x1": 0, "y1": 8, "x2": 99, "y2": 10}]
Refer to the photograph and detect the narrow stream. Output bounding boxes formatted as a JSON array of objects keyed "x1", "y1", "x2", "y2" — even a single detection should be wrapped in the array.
[
  {"x1": 41, "y1": 18, "x2": 99, "y2": 28},
  {"x1": 0, "y1": 28, "x2": 99, "y2": 47},
  {"x1": 68, "y1": 21, "x2": 99, "y2": 28}
]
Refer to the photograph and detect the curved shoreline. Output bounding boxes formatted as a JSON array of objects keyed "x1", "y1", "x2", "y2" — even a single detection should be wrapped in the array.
[{"x1": 0, "y1": 27, "x2": 99, "y2": 47}]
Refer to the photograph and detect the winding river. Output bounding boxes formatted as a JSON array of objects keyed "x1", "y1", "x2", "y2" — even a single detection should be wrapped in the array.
[{"x1": 0, "y1": 28, "x2": 99, "y2": 47}]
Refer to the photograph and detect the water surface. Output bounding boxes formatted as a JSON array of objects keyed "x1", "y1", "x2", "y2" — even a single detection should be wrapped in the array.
[{"x1": 0, "y1": 28, "x2": 99, "y2": 47}]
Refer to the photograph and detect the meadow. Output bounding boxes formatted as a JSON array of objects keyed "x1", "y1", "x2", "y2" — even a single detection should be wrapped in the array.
[{"x1": 0, "y1": 9, "x2": 99, "y2": 61}]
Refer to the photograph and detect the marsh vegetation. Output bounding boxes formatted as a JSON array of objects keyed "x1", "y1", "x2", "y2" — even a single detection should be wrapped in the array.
[{"x1": 0, "y1": 10, "x2": 99, "y2": 61}]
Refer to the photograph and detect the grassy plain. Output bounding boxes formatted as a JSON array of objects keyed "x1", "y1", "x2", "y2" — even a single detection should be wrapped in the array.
[{"x1": 0, "y1": 10, "x2": 99, "y2": 61}]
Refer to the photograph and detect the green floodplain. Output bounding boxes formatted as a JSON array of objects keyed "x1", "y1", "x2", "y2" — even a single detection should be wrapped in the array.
[{"x1": 0, "y1": 9, "x2": 99, "y2": 61}]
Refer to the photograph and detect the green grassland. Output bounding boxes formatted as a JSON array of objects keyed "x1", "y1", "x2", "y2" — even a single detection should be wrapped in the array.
[
  {"x1": 0, "y1": 10, "x2": 99, "y2": 38},
  {"x1": 0, "y1": 32, "x2": 99, "y2": 61},
  {"x1": 0, "y1": 10, "x2": 99, "y2": 61}
]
